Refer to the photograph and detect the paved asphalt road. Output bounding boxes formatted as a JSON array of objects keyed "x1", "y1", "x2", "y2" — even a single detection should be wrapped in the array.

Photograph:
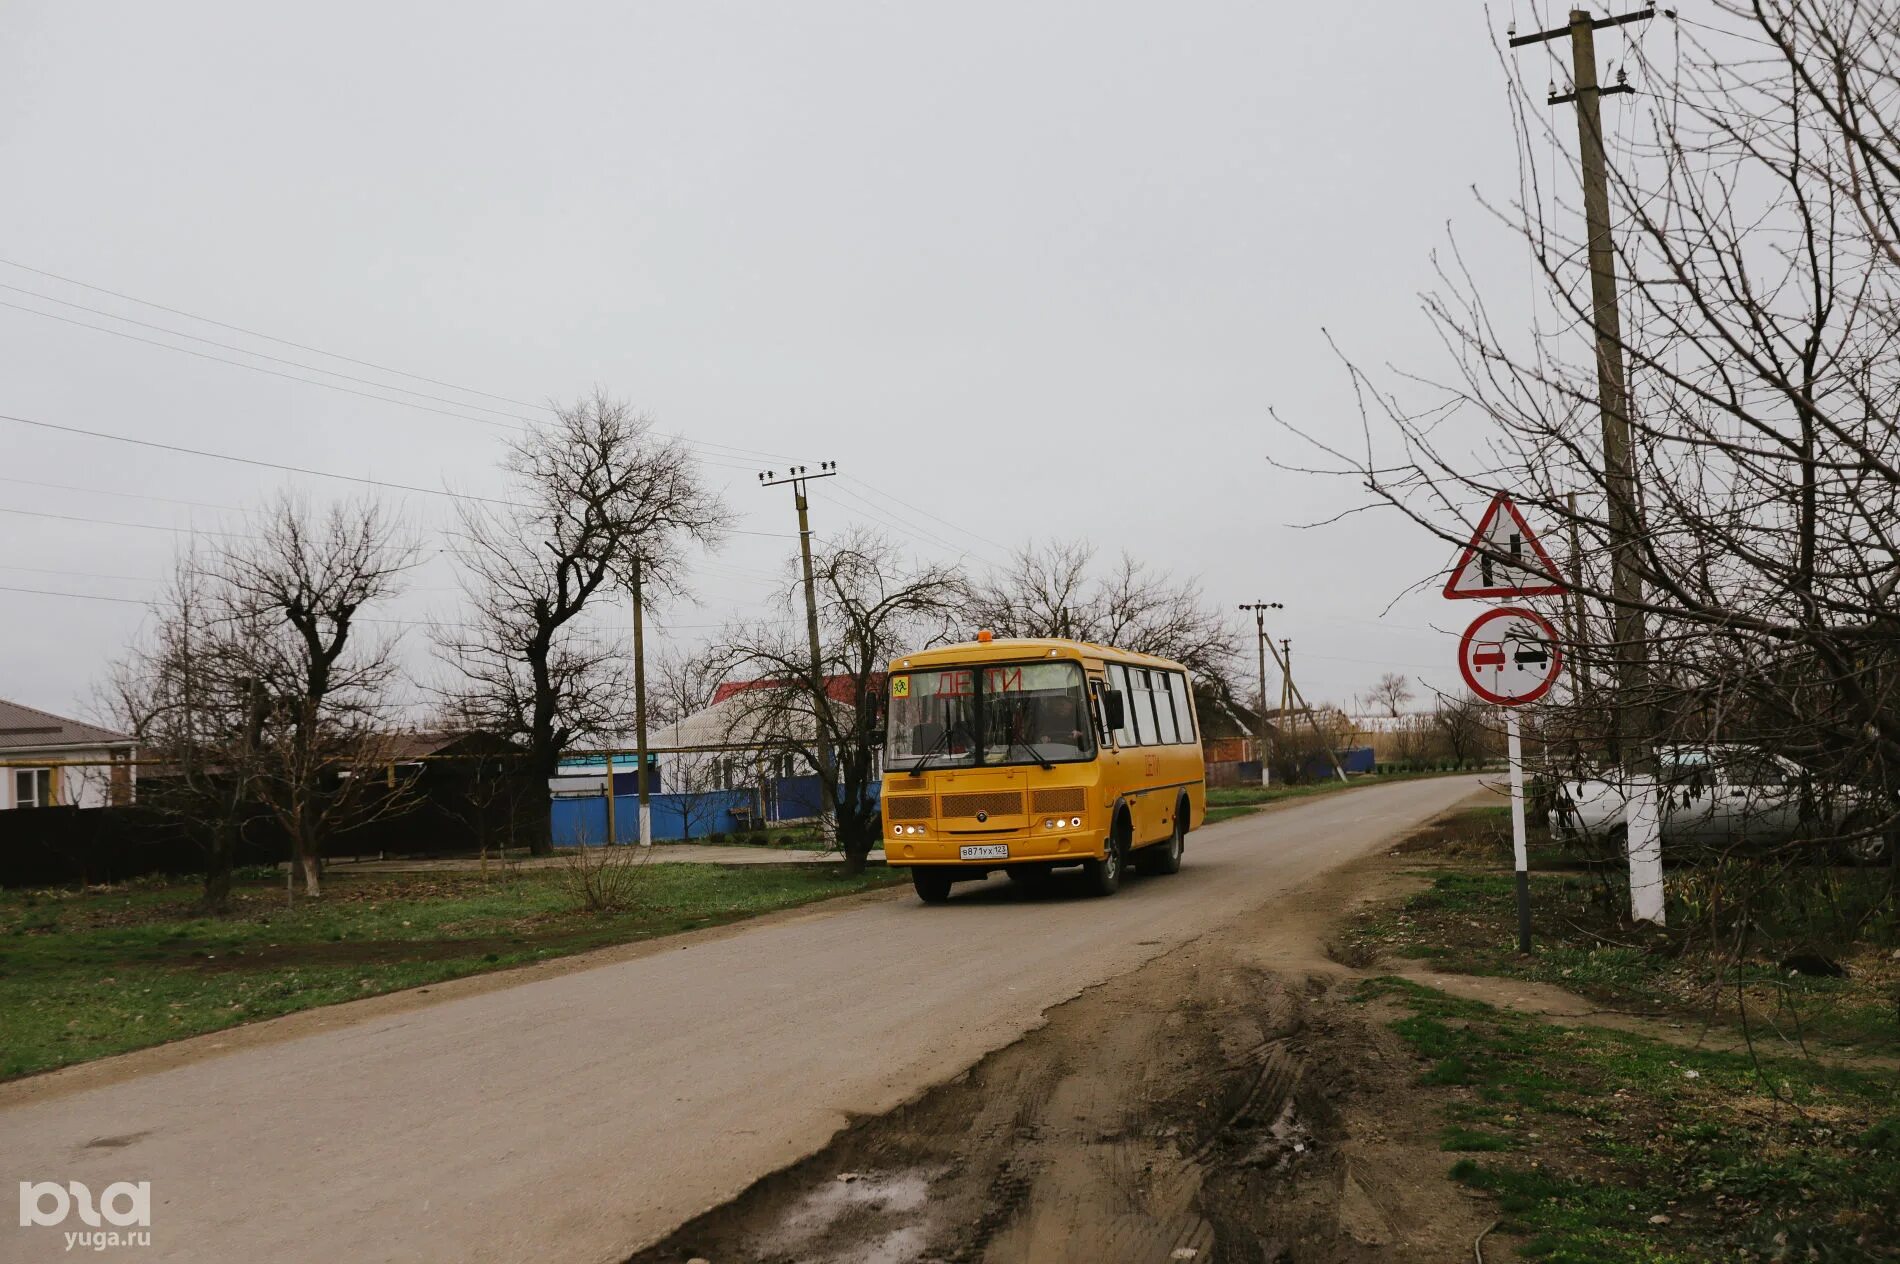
[{"x1": 0, "y1": 775, "x2": 1483, "y2": 1264}]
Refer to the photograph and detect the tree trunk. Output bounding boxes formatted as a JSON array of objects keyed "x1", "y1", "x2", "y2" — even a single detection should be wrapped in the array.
[
  {"x1": 524, "y1": 779, "x2": 554, "y2": 856},
  {"x1": 297, "y1": 847, "x2": 322, "y2": 897},
  {"x1": 201, "y1": 822, "x2": 235, "y2": 914}
]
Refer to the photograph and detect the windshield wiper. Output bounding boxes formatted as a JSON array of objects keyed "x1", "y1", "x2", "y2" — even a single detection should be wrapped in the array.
[
  {"x1": 1003, "y1": 734, "x2": 1053, "y2": 771},
  {"x1": 908, "y1": 705, "x2": 966, "y2": 777}
]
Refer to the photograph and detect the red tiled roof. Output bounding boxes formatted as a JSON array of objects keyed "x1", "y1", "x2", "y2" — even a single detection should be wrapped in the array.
[{"x1": 710, "y1": 674, "x2": 882, "y2": 706}]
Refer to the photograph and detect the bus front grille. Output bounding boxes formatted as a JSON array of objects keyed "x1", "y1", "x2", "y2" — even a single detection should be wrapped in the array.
[
  {"x1": 939, "y1": 791, "x2": 1024, "y2": 819},
  {"x1": 885, "y1": 795, "x2": 933, "y2": 821},
  {"x1": 1031, "y1": 787, "x2": 1086, "y2": 814}
]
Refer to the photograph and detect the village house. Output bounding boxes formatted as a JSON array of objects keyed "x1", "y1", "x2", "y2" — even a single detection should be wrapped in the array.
[{"x1": 0, "y1": 699, "x2": 137, "y2": 809}]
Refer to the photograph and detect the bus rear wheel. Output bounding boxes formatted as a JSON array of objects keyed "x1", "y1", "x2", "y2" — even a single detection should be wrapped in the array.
[
  {"x1": 911, "y1": 869, "x2": 953, "y2": 904},
  {"x1": 1139, "y1": 807, "x2": 1187, "y2": 876}
]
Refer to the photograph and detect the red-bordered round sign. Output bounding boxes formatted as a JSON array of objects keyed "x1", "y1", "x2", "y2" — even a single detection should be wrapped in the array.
[{"x1": 1457, "y1": 606, "x2": 1563, "y2": 706}]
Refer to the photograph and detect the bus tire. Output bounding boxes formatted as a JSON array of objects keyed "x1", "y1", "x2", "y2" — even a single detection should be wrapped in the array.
[
  {"x1": 912, "y1": 869, "x2": 953, "y2": 904},
  {"x1": 1139, "y1": 802, "x2": 1187, "y2": 876},
  {"x1": 1083, "y1": 821, "x2": 1127, "y2": 897}
]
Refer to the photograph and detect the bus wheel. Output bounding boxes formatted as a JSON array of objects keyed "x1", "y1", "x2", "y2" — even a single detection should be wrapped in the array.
[
  {"x1": 912, "y1": 869, "x2": 953, "y2": 904},
  {"x1": 1083, "y1": 830, "x2": 1125, "y2": 897},
  {"x1": 1139, "y1": 807, "x2": 1187, "y2": 876}
]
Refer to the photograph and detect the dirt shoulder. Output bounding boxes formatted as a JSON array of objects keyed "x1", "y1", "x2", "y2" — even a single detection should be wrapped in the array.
[{"x1": 631, "y1": 838, "x2": 1501, "y2": 1264}]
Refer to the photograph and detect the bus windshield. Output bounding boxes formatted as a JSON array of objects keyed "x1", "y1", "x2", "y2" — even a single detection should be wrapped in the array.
[{"x1": 886, "y1": 660, "x2": 1094, "y2": 771}]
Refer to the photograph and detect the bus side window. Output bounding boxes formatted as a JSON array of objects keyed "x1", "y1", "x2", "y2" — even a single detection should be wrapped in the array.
[
  {"x1": 1168, "y1": 672, "x2": 1196, "y2": 743},
  {"x1": 1129, "y1": 670, "x2": 1156, "y2": 745},
  {"x1": 1109, "y1": 663, "x2": 1139, "y2": 746},
  {"x1": 1088, "y1": 679, "x2": 1112, "y2": 747},
  {"x1": 1152, "y1": 672, "x2": 1179, "y2": 744}
]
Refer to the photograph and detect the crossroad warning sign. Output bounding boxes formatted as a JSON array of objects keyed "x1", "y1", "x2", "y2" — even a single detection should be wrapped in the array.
[{"x1": 1443, "y1": 492, "x2": 1565, "y2": 599}]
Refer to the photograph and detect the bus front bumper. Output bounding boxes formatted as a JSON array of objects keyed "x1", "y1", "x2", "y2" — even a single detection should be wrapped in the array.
[{"x1": 884, "y1": 829, "x2": 1110, "y2": 867}]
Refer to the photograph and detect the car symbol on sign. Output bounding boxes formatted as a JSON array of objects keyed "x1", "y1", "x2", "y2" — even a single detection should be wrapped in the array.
[{"x1": 1471, "y1": 642, "x2": 1506, "y2": 670}]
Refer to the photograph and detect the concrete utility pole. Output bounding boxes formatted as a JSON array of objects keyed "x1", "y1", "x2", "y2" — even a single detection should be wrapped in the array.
[
  {"x1": 1512, "y1": 5, "x2": 1665, "y2": 923},
  {"x1": 759, "y1": 463, "x2": 838, "y2": 827},
  {"x1": 1279, "y1": 639, "x2": 1292, "y2": 717},
  {"x1": 630, "y1": 555, "x2": 652, "y2": 847},
  {"x1": 1238, "y1": 602, "x2": 1282, "y2": 786}
]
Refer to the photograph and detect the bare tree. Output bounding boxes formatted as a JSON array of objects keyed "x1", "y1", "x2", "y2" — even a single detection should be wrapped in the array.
[
  {"x1": 106, "y1": 562, "x2": 272, "y2": 912},
  {"x1": 1280, "y1": 1, "x2": 1900, "y2": 885},
  {"x1": 718, "y1": 528, "x2": 963, "y2": 870},
  {"x1": 667, "y1": 757, "x2": 729, "y2": 841},
  {"x1": 967, "y1": 539, "x2": 1248, "y2": 728},
  {"x1": 647, "y1": 646, "x2": 727, "y2": 728},
  {"x1": 439, "y1": 393, "x2": 728, "y2": 854},
  {"x1": 1430, "y1": 692, "x2": 1493, "y2": 769},
  {"x1": 1362, "y1": 672, "x2": 1414, "y2": 718},
  {"x1": 221, "y1": 498, "x2": 413, "y2": 896}
]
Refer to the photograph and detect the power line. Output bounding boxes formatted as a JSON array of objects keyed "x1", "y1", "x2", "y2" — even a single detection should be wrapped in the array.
[
  {"x1": 0, "y1": 582, "x2": 148, "y2": 605},
  {"x1": 1, "y1": 283, "x2": 536, "y2": 425},
  {"x1": 0, "y1": 299, "x2": 529, "y2": 434},
  {"x1": 841, "y1": 473, "x2": 1012, "y2": 558},
  {"x1": 0, "y1": 288, "x2": 795, "y2": 476},
  {"x1": 0, "y1": 257, "x2": 802, "y2": 468},
  {"x1": 0, "y1": 474, "x2": 246, "y2": 514},
  {"x1": 0, "y1": 257, "x2": 543, "y2": 411},
  {"x1": 0, "y1": 504, "x2": 253, "y2": 539},
  {"x1": 826, "y1": 481, "x2": 978, "y2": 558},
  {"x1": 1, "y1": 411, "x2": 524, "y2": 507}
]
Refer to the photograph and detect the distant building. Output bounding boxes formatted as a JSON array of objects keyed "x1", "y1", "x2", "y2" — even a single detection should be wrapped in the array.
[{"x1": 0, "y1": 699, "x2": 136, "y2": 809}]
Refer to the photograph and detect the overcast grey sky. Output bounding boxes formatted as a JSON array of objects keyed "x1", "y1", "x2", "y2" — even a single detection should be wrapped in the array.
[{"x1": 0, "y1": 1, "x2": 1606, "y2": 720}]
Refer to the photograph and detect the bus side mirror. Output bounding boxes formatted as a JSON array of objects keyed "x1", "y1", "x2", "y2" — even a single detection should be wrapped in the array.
[{"x1": 1101, "y1": 690, "x2": 1126, "y2": 733}]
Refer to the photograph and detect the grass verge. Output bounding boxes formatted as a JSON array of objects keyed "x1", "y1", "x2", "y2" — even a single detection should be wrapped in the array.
[
  {"x1": 0, "y1": 861, "x2": 902, "y2": 1080},
  {"x1": 1202, "y1": 768, "x2": 1476, "y2": 825},
  {"x1": 1362, "y1": 976, "x2": 1899, "y2": 1262},
  {"x1": 1345, "y1": 805, "x2": 1900, "y2": 1052}
]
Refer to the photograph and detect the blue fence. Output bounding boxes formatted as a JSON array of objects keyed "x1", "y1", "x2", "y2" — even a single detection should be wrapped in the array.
[
  {"x1": 551, "y1": 789, "x2": 755, "y2": 846},
  {"x1": 550, "y1": 778, "x2": 884, "y2": 847}
]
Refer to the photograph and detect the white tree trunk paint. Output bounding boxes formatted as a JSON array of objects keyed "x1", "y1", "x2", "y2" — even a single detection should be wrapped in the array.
[{"x1": 1625, "y1": 780, "x2": 1665, "y2": 924}]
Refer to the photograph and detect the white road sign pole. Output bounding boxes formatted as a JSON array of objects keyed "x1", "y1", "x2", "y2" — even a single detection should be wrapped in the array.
[{"x1": 1505, "y1": 708, "x2": 1531, "y2": 954}]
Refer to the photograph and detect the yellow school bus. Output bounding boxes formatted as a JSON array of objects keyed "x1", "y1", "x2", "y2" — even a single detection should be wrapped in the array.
[{"x1": 881, "y1": 633, "x2": 1206, "y2": 903}]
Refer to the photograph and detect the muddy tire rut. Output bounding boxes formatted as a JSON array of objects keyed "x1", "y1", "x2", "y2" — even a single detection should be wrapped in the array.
[{"x1": 630, "y1": 860, "x2": 1496, "y2": 1264}]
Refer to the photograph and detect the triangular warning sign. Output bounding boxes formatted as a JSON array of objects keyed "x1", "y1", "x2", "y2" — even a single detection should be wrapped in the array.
[{"x1": 1443, "y1": 492, "x2": 1565, "y2": 599}]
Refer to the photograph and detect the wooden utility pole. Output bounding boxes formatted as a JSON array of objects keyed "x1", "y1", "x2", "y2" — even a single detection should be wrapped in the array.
[
  {"x1": 630, "y1": 556, "x2": 652, "y2": 847},
  {"x1": 759, "y1": 463, "x2": 839, "y2": 828},
  {"x1": 1279, "y1": 639, "x2": 1292, "y2": 717},
  {"x1": 1238, "y1": 602, "x2": 1282, "y2": 786},
  {"x1": 1263, "y1": 633, "x2": 1347, "y2": 784},
  {"x1": 1563, "y1": 491, "x2": 1594, "y2": 698},
  {"x1": 1512, "y1": 5, "x2": 1665, "y2": 923}
]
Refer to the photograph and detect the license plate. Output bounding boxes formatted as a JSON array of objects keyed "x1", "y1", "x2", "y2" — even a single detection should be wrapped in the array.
[{"x1": 959, "y1": 844, "x2": 1009, "y2": 861}]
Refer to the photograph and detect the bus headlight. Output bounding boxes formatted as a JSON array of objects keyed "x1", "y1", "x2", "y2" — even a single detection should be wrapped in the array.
[{"x1": 1069, "y1": 816, "x2": 1082, "y2": 827}]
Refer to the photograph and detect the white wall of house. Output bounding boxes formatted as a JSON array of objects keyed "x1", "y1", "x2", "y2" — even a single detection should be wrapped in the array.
[{"x1": 1, "y1": 747, "x2": 135, "y2": 809}]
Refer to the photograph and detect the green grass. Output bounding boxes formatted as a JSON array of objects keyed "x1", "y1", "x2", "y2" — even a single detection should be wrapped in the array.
[
  {"x1": 1363, "y1": 976, "x2": 1900, "y2": 1262},
  {"x1": 1201, "y1": 768, "x2": 1470, "y2": 824},
  {"x1": 1350, "y1": 806, "x2": 1900, "y2": 1051},
  {"x1": 0, "y1": 861, "x2": 901, "y2": 1080}
]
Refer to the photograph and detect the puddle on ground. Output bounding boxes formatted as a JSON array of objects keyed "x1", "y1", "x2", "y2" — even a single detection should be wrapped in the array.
[{"x1": 769, "y1": 1168, "x2": 939, "y2": 1264}]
